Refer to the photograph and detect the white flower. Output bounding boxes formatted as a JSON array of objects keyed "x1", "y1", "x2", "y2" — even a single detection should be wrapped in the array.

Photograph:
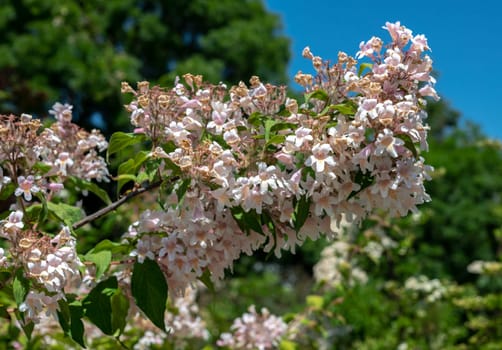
[
  {"x1": 54, "y1": 152, "x2": 74, "y2": 176},
  {"x1": 374, "y1": 129, "x2": 404, "y2": 158},
  {"x1": 15, "y1": 175, "x2": 40, "y2": 201},
  {"x1": 0, "y1": 168, "x2": 11, "y2": 192},
  {"x1": 305, "y1": 143, "x2": 336, "y2": 172}
]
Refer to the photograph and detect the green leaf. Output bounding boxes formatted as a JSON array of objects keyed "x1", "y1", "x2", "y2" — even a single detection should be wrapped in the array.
[
  {"x1": 58, "y1": 298, "x2": 86, "y2": 348},
  {"x1": 266, "y1": 134, "x2": 286, "y2": 148},
  {"x1": 176, "y1": 178, "x2": 191, "y2": 202},
  {"x1": 107, "y1": 132, "x2": 146, "y2": 160},
  {"x1": 47, "y1": 202, "x2": 84, "y2": 227},
  {"x1": 331, "y1": 101, "x2": 357, "y2": 116},
  {"x1": 306, "y1": 294, "x2": 324, "y2": 309},
  {"x1": 86, "y1": 239, "x2": 131, "y2": 257},
  {"x1": 84, "y1": 250, "x2": 112, "y2": 280},
  {"x1": 57, "y1": 299, "x2": 71, "y2": 335},
  {"x1": 37, "y1": 194, "x2": 48, "y2": 224},
  {"x1": 69, "y1": 302, "x2": 86, "y2": 348},
  {"x1": 293, "y1": 195, "x2": 311, "y2": 232},
  {"x1": 117, "y1": 158, "x2": 136, "y2": 194},
  {"x1": 68, "y1": 177, "x2": 111, "y2": 205},
  {"x1": 0, "y1": 181, "x2": 15, "y2": 200},
  {"x1": 198, "y1": 270, "x2": 215, "y2": 293},
  {"x1": 396, "y1": 133, "x2": 418, "y2": 158},
  {"x1": 270, "y1": 122, "x2": 296, "y2": 133},
  {"x1": 82, "y1": 276, "x2": 118, "y2": 335},
  {"x1": 13, "y1": 269, "x2": 29, "y2": 306},
  {"x1": 280, "y1": 340, "x2": 299, "y2": 350},
  {"x1": 131, "y1": 258, "x2": 167, "y2": 330},
  {"x1": 305, "y1": 89, "x2": 329, "y2": 103},
  {"x1": 358, "y1": 62, "x2": 373, "y2": 77},
  {"x1": 110, "y1": 287, "x2": 129, "y2": 336},
  {"x1": 32, "y1": 162, "x2": 52, "y2": 175},
  {"x1": 231, "y1": 206, "x2": 264, "y2": 235},
  {"x1": 348, "y1": 170, "x2": 375, "y2": 200},
  {"x1": 365, "y1": 128, "x2": 376, "y2": 142},
  {"x1": 21, "y1": 320, "x2": 34, "y2": 340},
  {"x1": 264, "y1": 118, "x2": 276, "y2": 142},
  {"x1": 248, "y1": 112, "x2": 265, "y2": 127}
]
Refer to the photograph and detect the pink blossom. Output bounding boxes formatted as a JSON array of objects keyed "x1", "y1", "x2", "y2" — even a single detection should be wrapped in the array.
[
  {"x1": 305, "y1": 143, "x2": 336, "y2": 172},
  {"x1": 15, "y1": 175, "x2": 40, "y2": 201},
  {"x1": 374, "y1": 129, "x2": 405, "y2": 158}
]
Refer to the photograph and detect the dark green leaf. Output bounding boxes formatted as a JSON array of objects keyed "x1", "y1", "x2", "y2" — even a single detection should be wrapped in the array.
[
  {"x1": 396, "y1": 133, "x2": 418, "y2": 158},
  {"x1": 176, "y1": 178, "x2": 191, "y2": 203},
  {"x1": 84, "y1": 250, "x2": 112, "y2": 280},
  {"x1": 47, "y1": 202, "x2": 83, "y2": 227},
  {"x1": 198, "y1": 270, "x2": 215, "y2": 293},
  {"x1": 110, "y1": 287, "x2": 129, "y2": 336},
  {"x1": 270, "y1": 122, "x2": 296, "y2": 133},
  {"x1": 248, "y1": 112, "x2": 265, "y2": 127},
  {"x1": 131, "y1": 258, "x2": 167, "y2": 330},
  {"x1": 68, "y1": 177, "x2": 112, "y2": 205},
  {"x1": 293, "y1": 195, "x2": 311, "y2": 232},
  {"x1": 365, "y1": 128, "x2": 376, "y2": 142},
  {"x1": 231, "y1": 206, "x2": 264, "y2": 235},
  {"x1": 13, "y1": 269, "x2": 29, "y2": 306},
  {"x1": 0, "y1": 182, "x2": 15, "y2": 200},
  {"x1": 21, "y1": 320, "x2": 34, "y2": 340},
  {"x1": 107, "y1": 132, "x2": 146, "y2": 160},
  {"x1": 348, "y1": 170, "x2": 375, "y2": 200},
  {"x1": 69, "y1": 302, "x2": 86, "y2": 348},
  {"x1": 83, "y1": 276, "x2": 118, "y2": 335},
  {"x1": 32, "y1": 162, "x2": 52, "y2": 175},
  {"x1": 58, "y1": 299, "x2": 71, "y2": 334}
]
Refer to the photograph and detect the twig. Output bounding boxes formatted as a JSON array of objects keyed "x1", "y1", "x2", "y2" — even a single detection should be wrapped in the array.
[{"x1": 72, "y1": 180, "x2": 163, "y2": 230}]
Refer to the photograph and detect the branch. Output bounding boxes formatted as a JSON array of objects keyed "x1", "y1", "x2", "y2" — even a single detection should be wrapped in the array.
[{"x1": 72, "y1": 180, "x2": 163, "y2": 230}]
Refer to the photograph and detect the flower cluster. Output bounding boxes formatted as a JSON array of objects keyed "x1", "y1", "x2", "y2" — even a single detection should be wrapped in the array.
[
  {"x1": 121, "y1": 21, "x2": 436, "y2": 294},
  {"x1": 0, "y1": 103, "x2": 109, "y2": 206},
  {"x1": 216, "y1": 305, "x2": 287, "y2": 350},
  {"x1": 5, "y1": 222, "x2": 84, "y2": 324},
  {"x1": 404, "y1": 275, "x2": 447, "y2": 303},
  {"x1": 129, "y1": 286, "x2": 209, "y2": 350},
  {"x1": 313, "y1": 240, "x2": 369, "y2": 288}
]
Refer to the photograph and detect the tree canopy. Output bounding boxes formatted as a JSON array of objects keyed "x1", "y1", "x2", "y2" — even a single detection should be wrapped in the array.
[{"x1": 0, "y1": 0, "x2": 290, "y2": 132}]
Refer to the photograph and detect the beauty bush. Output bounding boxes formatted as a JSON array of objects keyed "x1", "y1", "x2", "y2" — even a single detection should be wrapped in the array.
[{"x1": 0, "y1": 22, "x2": 437, "y2": 348}]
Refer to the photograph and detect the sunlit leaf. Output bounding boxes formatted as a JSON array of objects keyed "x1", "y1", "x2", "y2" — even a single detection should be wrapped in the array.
[
  {"x1": 47, "y1": 202, "x2": 84, "y2": 227},
  {"x1": 107, "y1": 132, "x2": 146, "y2": 160}
]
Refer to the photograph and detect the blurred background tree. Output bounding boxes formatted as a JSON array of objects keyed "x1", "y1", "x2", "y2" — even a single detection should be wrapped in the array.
[{"x1": 0, "y1": 0, "x2": 290, "y2": 134}]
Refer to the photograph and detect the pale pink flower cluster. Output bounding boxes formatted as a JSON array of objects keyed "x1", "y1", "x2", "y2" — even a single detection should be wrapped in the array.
[
  {"x1": 23, "y1": 227, "x2": 83, "y2": 294},
  {"x1": 0, "y1": 212, "x2": 83, "y2": 324},
  {"x1": 125, "y1": 200, "x2": 265, "y2": 293},
  {"x1": 123, "y1": 22, "x2": 435, "y2": 293},
  {"x1": 121, "y1": 286, "x2": 208, "y2": 349},
  {"x1": 38, "y1": 102, "x2": 109, "y2": 182},
  {"x1": 0, "y1": 105, "x2": 109, "y2": 205},
  {"x1": 164, "y1": 287, "x2": 209, "y2": 344},
  {"x1": 217, "y1": 305, "x2": 287, "y2": 350}
]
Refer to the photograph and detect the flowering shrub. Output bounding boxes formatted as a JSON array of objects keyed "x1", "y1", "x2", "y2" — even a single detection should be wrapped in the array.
[{"x1": 0, "y1": 22, "x2": 436, "y2": 348}]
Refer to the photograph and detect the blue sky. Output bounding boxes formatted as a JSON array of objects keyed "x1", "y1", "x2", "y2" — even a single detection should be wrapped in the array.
[{"x1": 265, "y1": 0, "x2": 501, "y2": 139}]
